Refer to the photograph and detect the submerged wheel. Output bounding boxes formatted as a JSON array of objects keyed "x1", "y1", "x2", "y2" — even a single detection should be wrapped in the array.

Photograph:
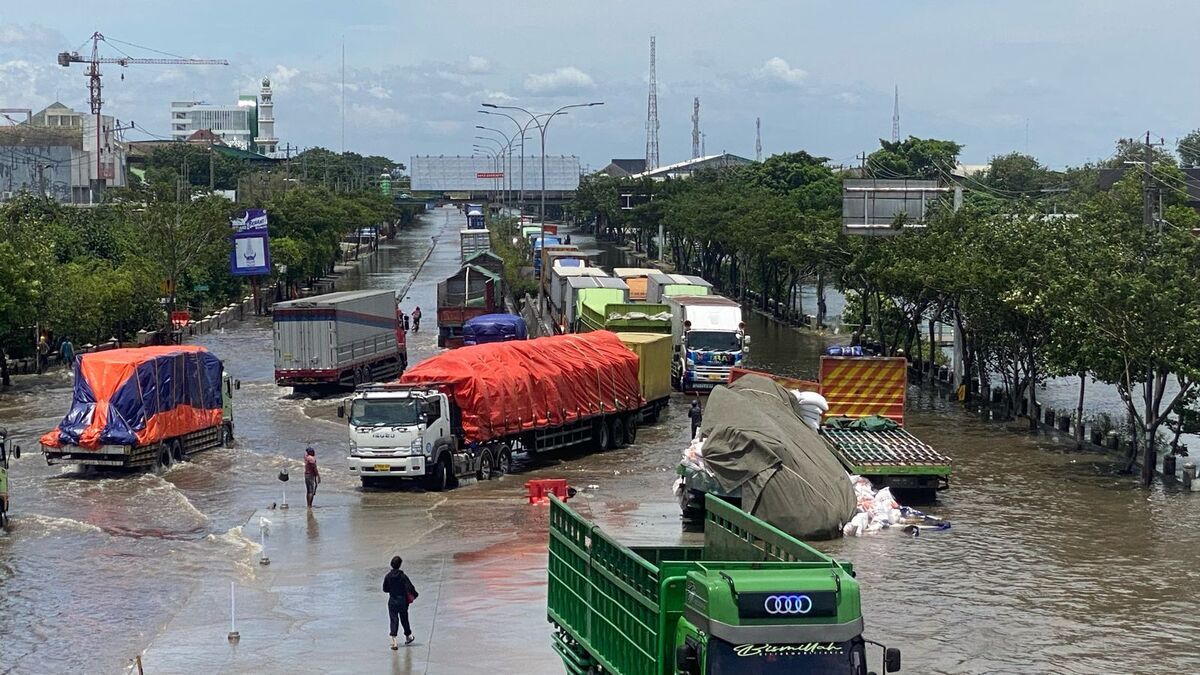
[
  {"x1": 170, "y1": 439, "x2": 185, "y2": 463},
  {"x1": 625, "y1": 417, "x2": 638, "y2": 445},
  {"x1": 427, "y1": 455, "x2": 450, "y2": 492},
  {"x1": 476, "y1": 450, "x2": 493, "y2": 481},
  {"x1": 493, "y1": 446, "x2": 512, "y2": 478},
  {"x1": 157, "y1": 445, "x2": 173, "y2": 470},
  {"x1": 221, "y1": 423, "x2": 234, "y2": 448},
  {"x1": 609, "y1": 417, "x2": 626, "y2": 449},
  {"x1": 595, "y1": 419, "x2": 611, "y2": 451}
]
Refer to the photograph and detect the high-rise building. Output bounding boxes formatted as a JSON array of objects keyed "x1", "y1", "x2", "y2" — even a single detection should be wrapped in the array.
[{"x1": 254, "y1": 77, "x2": 278, "y2": 156}]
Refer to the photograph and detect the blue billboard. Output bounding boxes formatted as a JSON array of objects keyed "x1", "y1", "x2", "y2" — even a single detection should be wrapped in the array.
[{"x1": 230, "y1": 209, "x2": 272, "y2": 276}]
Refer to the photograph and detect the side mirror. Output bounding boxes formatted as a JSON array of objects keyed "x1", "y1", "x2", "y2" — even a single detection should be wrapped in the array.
[
  {"x1": 337, "y1": 404, "x2": 346, "y2": 419},
  {"x1": 885, "y1": 647, "x2": 902, "y2": 673},
  {"x1": 674, "y1": 644, "x2": 700, "y2": 675},
  {"x1": 12, "y1": 445, "x2": 19, "y2": 459},
  {"x1": 742, "y1": 346, "x2": 750, "y2": 355},
  {"x1": 742, "y1": 335, "x2": 751, "y2": 346},
  {"x1": 234, "y1": 379, "x2": 241, "y2": 390}
]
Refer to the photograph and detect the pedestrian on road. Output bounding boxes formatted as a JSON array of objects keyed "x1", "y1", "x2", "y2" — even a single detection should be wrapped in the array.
[
  {"x1": 412, "y1": 306, "x2": 422, "y2": 333},
  {"x1": 59, "y1": 337, "x2": 74, "y2": 366},
  {"x1": 383, "y1": 555, "x2": 418, "y2": 649},
  {"x1": 36, "y1": 336, "x2": 49, "y2": 374},
  {"x1": 688, "y1": 399, "x2": 703, "y2": 440},
  {"x1": 304, "y1": 447, "x2": 320, "y2": 508}
]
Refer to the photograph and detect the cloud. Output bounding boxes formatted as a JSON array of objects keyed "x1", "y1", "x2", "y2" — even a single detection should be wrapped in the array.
[
  {"x1": 524, "y1": 66, "x2": 595, "y2": 94},
  {"x1": 481, "y1": 90, "x2": 515, "y2": 103},
  {"x1": 368, "y1": 85, "x2": 391, "y2": 100},
  {"x1": 464, "y1": 56, "x2": 491, "y2": 74},
  {"x1": 424, "y1": 120, "x2": 461, "y2": 135},
  {"x1": 754, "y1": 57, "x2": 807, "y2": 86},
  {"x1": 835, "y1": 91, "x2": 861, "y2": 105}
]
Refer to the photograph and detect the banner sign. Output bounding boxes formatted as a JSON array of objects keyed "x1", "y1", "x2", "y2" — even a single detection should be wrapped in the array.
[
  {"x1": 230, "y1": 208, "x2": 269, "y2": 232},
  {"x1": 475, "y1": 172, "x2": 504, "y2": 179},
  {"x1": 231, "y1": 230, "x2": 271, "y2": 276}
]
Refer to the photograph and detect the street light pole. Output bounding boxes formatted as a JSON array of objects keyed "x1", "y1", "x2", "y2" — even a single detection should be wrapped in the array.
[
  {"x1": 476, "y1": 125, "x2": 519, "y2": 206},
  {"x1": 482, "y1": 102, "x2": 603, "y2": 320},
  {"x1": 472, "y1": 144, "x2": 500, "y2": 204},
  {"x1": 474, "y1": 136, "x2": 506, "y2": 205},
  {"x1": 480, "y1": 109, "x2": 550, "y2": 209}
]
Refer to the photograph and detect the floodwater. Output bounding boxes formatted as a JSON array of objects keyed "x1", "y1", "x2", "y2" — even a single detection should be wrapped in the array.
[{"x1": 1, "y1": 208, "x2": 1198, "y2": 674}]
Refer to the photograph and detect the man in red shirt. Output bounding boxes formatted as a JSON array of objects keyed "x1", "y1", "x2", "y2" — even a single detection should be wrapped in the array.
[{"x1": 304, "y1": 447, "x2": 320, "y2": 508}]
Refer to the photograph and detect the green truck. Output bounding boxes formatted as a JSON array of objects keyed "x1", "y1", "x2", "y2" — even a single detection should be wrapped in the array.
[{"x1": 548, "y1": 494, "x2": 902, "y2": 675}]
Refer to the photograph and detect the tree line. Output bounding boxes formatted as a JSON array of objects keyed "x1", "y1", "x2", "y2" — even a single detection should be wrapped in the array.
[
  {"x1": 570, "y1": 137, "x2": 1200, "y2": 483},
  {"x1": 0, "y1": 145, "x2": 403, "y2": 382}
]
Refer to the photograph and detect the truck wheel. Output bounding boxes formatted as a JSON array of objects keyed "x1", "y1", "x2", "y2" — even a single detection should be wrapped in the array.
[
  {"x1": 427, "y1": 455, "x2": 450, "y2": 492},
  {"x1": 595, "y1": 419, "x2": 610, "y2": 451},
  {"x1": 157, "y1": 445, "x2": 173, "y2": 470},
  {"x1": 170, "y1": 439, "x2": 185, "y2": 463},
  {"x1": 625, "y1": 417, "x2": 638, "y2": 445},
  {"x1": 221, "y1": 423, "x2": 234, "y2": 447},
  {"x1": 609, "y1": 417, "x2": 625, "y2": 449},
  {"x1": 475, "y1": 450, "x2": 493, "y2": 481},
  {"x1": 493, "y1": 446, "x2": 512, "y2": 477}
]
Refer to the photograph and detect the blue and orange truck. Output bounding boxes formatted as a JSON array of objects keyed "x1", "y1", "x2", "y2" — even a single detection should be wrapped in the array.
[{"x1": 40, "y1": 345, "x2": 236, "y2": 471}]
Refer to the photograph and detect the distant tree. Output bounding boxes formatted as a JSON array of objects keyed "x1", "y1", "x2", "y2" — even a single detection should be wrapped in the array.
[
  {"x1": 1177, "y1": 129, "x2": 1200, "y2": 167},
  {"x1": 866, "y1": 137, "x2": 963, "y2": 181}
]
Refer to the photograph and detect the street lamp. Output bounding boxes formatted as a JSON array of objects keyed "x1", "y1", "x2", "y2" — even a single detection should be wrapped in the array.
[
  {"x1": 482, "y1": 101, "x2": 604, "y2": 320},
  {"x1": 479, "y1": 109, "x2": 553, "y2": 207},
  {"x1": 474, "y1": 136, "x2": 506, "y2": 203},
  {"x1": 476, "y1": 125, "x2": 517, "y2": 204}
]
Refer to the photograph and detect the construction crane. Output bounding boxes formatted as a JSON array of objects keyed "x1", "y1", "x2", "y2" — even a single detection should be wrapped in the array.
[{"x1": 57, "y1": 32, "x2": 227, "y2": 195}]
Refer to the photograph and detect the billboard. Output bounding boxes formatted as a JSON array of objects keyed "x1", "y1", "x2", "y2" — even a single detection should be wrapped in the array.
[
  {"x1": 230, "y1": 209, "x2": 272, "y2": 276},
  {"x1": 411, "y1": 155, "x2": 580, "y2": 192}
]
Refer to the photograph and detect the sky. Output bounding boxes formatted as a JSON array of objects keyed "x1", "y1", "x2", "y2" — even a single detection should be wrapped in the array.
[{"x1": 2, "y1": 1, "x2": 1199, "y2": 172}]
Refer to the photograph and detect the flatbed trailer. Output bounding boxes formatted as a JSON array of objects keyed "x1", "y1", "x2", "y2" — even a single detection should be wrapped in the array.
[{"x1": 730, "y1": 358, "x2": 952, "y2": 501}]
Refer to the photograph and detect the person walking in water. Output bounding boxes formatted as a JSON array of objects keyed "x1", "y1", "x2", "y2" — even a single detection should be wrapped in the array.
[
  {"x1": 36, "y1": 336, "x2": 49, "y2": 374},
  {"x1": 304, "y1": 447, "x2": 320, "y2": 508},
  {"x1": 382, "y1": 555, "x2": 418, "y2": 649},
  {"x1": 411, "y1": 306, "x2": 422, "y2": 333},
  {"x1": 688, "y1": 399, "x2": 703, "y2": 439},
  {"x1": 59, "y1": 336, "x2": 74, "y2": 366}
]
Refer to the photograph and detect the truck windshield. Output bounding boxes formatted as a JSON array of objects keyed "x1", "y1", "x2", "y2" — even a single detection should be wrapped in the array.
[
  {"x1": 706, "y1": 640, "x2": 865, "y2": 675},
  {"x1": 687, "y1": 331, "x2": 741, "y2": 351},
  {"x1": 350, "y1": 399, "x2": 422, "y2": 427}
]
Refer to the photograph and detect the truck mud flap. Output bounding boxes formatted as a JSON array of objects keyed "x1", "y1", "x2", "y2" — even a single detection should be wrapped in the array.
[{"x1": 550, "y1": 630, "x2": 596, "y2": 675}]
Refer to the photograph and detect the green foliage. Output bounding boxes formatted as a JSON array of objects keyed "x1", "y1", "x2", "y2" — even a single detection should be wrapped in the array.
[
  {"x1": 867, "y1": 137, "x2": 963, "y2": 180},
  {"x1": 1178, "y1": 130, "x2": 1200, "y2": 168}
]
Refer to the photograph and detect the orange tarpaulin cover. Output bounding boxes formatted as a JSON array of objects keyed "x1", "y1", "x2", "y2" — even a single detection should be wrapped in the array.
[{"x1": 400, "y1": 331, "x2": 643, "y2": 444}]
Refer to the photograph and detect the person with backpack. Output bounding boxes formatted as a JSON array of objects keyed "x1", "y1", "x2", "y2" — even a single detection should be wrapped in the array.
[
  {"x1": 382, "y1": 555, "x2": 419, "y2": 649},
  {"x1": 411, "y1": 306, "x2": 422, "y2": 333}
]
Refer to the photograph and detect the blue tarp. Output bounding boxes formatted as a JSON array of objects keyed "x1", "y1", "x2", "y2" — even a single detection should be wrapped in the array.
[{"x1": 462, "y1": 314, "x2": 528, "y2": 346}]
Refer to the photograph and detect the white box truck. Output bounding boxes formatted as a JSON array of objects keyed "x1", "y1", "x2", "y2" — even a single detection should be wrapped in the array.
[
  {"x1": 666, "y1": 295, "x2": 749, "y2": 392},
  {"x1": 460, "y1": 228, "x2": 490, "y2": 263},
  {"x1": 273, "y1": 289, "x2": 406, "y2": 392}
]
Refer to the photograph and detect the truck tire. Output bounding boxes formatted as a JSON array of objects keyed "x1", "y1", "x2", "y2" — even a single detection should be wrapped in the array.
[
  {"x1": 170, "y1": 439, "x2": 185, "y2": 463},
  {"x1": 609, "y1": 417, "x2": 625, "y2": 449},
  {"x1": 625, "y1": 417, "x2": 638, "y2": 445},
  {"x1": 595, "y1": 419, "x2": 610, "y2": 451},
  {"x1": 493, "y1": 445, "x2": 512, "y2": 478},
  {"x1": 475, "y1": 450, "x2": 493, "y2": 481},
  {"x1": 221, "y1": 422, "x2": 234, "y2": 447},
  {"x1": 427, "y1": 454, "x2": 450, "y2": 492},
  {"x1": 156, "y1": 445, "x2": 173, "y2": 470}
]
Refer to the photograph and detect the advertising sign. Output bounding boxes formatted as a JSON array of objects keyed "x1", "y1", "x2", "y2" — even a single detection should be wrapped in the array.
[
  {"x1": 475, "y1": 172, "x2": 504, "y2": 179},
  {"x1": 230, "y1": 209, "x2": 271, "y2": 276}
]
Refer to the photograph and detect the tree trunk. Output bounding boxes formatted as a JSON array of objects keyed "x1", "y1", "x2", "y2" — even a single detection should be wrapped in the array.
[
  {"x1": 816, "y1": 271, "x2": 827, "y2": 328},
  {"x1": 1075, "y1": 373, "x2": 1086, "y2": 443}
]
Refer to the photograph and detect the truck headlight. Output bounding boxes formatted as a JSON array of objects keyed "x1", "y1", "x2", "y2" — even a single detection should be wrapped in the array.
[
  {"x1": 349, "y1": 439, "x2": 358, "y2": 451},
  {"x1": 411, "y1": 437, "x2": 424, "y2": 454}
]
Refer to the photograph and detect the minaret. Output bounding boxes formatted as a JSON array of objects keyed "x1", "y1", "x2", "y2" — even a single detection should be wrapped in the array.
[{"x1": 255, "y1": 77, "x2": 278, "y2": 156}]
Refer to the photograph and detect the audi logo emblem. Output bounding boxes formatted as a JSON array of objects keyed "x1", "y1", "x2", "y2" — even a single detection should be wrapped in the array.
[{"x1": 763, "y1": 594, "x2": 813, "y2": 615}]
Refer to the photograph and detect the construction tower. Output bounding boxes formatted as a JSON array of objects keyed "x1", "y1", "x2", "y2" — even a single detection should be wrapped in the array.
[
  {"x1": 892, "y1": 85, "x2": 900, "y2": 143},
  {"x1": 691, "y1": 97, "x2": 700, "y2": 159},
  {"x1": 755, "y1": 117, "x2": 762, "y2": 162},
  {"x1": 645, "y1": 36, "x2": 660, "y2": 171}
]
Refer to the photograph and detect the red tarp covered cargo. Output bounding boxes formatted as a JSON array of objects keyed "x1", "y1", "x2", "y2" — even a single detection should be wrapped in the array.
[
  {"x1": 399, "y1": 331, "x2": 643, "y2": 443},
  {"x1": 41, "y1": 346, "x2": 223, "y2": 450}
]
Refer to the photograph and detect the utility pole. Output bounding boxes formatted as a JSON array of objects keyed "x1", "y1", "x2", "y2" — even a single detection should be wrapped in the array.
[{"x1": 1141, "y1": 130, "x2": 1160, "y2": 487}]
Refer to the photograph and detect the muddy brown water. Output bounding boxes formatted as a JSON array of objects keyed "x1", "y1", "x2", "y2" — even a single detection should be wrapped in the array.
[{"x1": 1, "y1": 211, "x2": 1197, "y2": 674}]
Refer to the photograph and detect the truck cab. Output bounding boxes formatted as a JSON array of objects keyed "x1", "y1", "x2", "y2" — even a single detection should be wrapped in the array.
[
  {"x1": 341, "y1": 384, "x2": 499, "y2": 490},
  {"x1": 0, "y1": 428, "x2": 20, "y2": 527},
  {"x1": 667, "y1": 296, "x2": 750, "y2": 392}
]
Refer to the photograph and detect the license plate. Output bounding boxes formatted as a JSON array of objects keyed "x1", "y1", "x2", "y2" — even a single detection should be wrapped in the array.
[{"x1": 373, "y1": 464, "x2": 390, "y2": 472}]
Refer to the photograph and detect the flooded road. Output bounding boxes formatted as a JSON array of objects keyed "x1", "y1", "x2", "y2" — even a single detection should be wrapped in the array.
[{"x1": 2, "y1": 210, "x2": 1199, "y2": 674}]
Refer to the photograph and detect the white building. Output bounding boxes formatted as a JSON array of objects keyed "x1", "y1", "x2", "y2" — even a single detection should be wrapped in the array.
[
  {"x1": 0, "y1": 102, "x2": 126, "y2": 204},
  {"x1": 254, "y1": 78, "x2": 278, "y2": 156},
  {"x1": 170, "y1": 100, "x2": 253, "y2": 150}
]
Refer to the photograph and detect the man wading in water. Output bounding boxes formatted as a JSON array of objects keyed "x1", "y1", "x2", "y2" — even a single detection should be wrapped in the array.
[{"x1": 304, "y1": 447, "x2": 320, "y2": 508}]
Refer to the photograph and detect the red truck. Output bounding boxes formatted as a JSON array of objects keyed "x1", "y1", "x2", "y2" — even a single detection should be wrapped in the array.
[{"x1": 436, "y1": 264, "x2": 501, "y2": 348}]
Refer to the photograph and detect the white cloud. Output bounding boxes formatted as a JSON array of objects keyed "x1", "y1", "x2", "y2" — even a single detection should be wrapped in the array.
[
  {"x1": 481, "y1": 90, "x2": 515, "y2": 103},
  {"x1": 464, "y1": 56, "x2": 491, "y2": 74},
  {"x1": 368, "y1": 85, "x2": 391, "y2": 100},
  {"x1": 754, "y1": 57, "x2": 807, "y2": 86},
  {"x1": 524, "y1": 66, "x2": 595, "y2": 94},
  {"x1": 835, "y1": 91, "x2": 861, "y2": 105}
]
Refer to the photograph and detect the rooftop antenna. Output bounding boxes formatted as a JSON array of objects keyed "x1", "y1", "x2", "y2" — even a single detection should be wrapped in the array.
[
  {"x1": 691, "y1": 97, "x2": 700, "y2": 159},
  {"x1": 891, "y1": 85, "x2": 900, "y2": 143},
  {"x1": 645, "y1": 36, "x2": 660, "y2": 171},
  {"x1": 340, "y1": 36, "x2": 345, "y2": 153},
  {"x1": 755, "y1": 117, "x2": 762, "y2": 162}
]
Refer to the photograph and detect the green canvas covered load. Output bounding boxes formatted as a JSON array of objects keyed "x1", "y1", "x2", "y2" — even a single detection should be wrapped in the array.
[{"x1": 699, "y1": 373, "x2": 856, "y2": 539}]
